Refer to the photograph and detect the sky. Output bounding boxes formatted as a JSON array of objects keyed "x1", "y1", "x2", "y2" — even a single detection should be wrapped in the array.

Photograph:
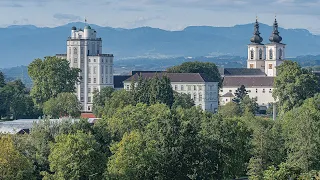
[{"x1": 1, "y1": 0, "x2": 320, "y2": 34}]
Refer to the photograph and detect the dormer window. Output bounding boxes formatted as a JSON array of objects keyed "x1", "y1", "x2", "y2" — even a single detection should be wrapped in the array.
[
  {"x1": 250, "y1": 50, "x2": 254, "y2": 60},
  {"x1": 269, "y1": 49, "x2": 273, "y2": 60}
]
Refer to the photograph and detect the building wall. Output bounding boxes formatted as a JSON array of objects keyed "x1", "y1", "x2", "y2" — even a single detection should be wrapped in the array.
[
  {"x1": 220, "y1": 87, "x2": 275, "y2": 106},
  {"x1": 247, "y1": 45, "x2": 265, "y2": 72},
  {"x1": 123, "y1": 81, "x2": 219, "y2": 113},
  {"x1": 265, "y1": 44, "x2": 285, "y2": 77},
  {"x1": 220, "y1": 96, "x2": 233, "y2": 105}
]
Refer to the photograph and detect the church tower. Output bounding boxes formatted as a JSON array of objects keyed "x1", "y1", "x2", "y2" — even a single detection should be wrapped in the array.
[
  {"x1": 265, "y1": 18, "x2": 285, "y2": 77},
  {"x1": 247, "y1": 18, "x2": 265, "y2": 71}
]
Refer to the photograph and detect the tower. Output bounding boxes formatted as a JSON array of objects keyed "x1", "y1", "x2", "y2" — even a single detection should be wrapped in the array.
[
  {"x1": 66, "y1": 25, "x2": 114, "y2": 112},
  {"x1": 247, "y1": 18, "x2": 266, "y2": 71},
  {"x1": 265, "y1": 17, "x2": 285, "y2": 77}
]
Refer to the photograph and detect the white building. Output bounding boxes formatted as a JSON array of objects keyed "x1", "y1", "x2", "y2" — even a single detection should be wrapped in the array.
[
  {"x1": 220, "y1": 17, "x2": 285, "y2": 108},
  {"x1": 123, "y1": 72, "x2": 219, "y2": 113},
  {"x1": 57, "y1": 25, "x2": 114, "y2": 112}
]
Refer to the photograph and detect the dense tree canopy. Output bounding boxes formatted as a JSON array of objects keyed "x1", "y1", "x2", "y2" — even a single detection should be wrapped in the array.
[
  {"x1": 273, "y1": 60, "x2": 320, "y2": 114},
  {"x1": 0, "y1": 71, "x2": 5, "y2": 88},
  {"x1": 167, "y1": 61, "x2": 222, "y2": 87},
  {"x1": 92, "y1": 86, "x2": 114, "y2": 117},
  {"x1": 28, "y1": 56, "x2": 81, "y2": 107},
  {"x1": 43, "y1": 92, "x2": 81, "y2": 118},
  {"x1": 233, "y1": 85, "x2": 248, "y2": 103}
]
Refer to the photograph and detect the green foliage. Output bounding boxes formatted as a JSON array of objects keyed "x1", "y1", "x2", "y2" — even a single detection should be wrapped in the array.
[
  {"x1": 263, "y1": 163, "x2": 302, "y2": 180},
  {"x1": 172, "y1": 91, "x2": 194, "y2": 109},
  {"x1": 93, "y1": 86, "x2": 115, "y2": 117},
  {"x1": 233, "y1": 85, "x2": 248, "y2": 103},
  {"x1": 43, "y1": 92, "x2": 81, "y2": 118},
  {"x1": 273, "y1": 60, "x2": 320, "y2": 114},
  {"x1": 0, "y1": 135, "x2": 34, "y2": 180},
  {"x1": 0, "y1": 71, "x2": 5, "y2": 87},
  {"x1": 28, "y1": 56, "x2": 81, "y2": 107},
  {"x1": 167, "y1": 61, "x2": 222, "y2": 87},
  {"x1": 219, "y1": 102, "x2": 241, "y2": 118},
  {"x1": 47, "y1": 131, "x2": 105, "y2": 180},
  {"x1": 281, "y1": 94, "x2": 320, "y2": 172},
  {"x1": 240, "y1": 95, "x2": 259, "y2": 115}
]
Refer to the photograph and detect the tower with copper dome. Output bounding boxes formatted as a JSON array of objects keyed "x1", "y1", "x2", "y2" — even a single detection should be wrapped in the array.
[
  {"x1": 247, "y1": 18, "x2": 266, "y2": 72},
  {"x1": 264, "y1": 17, "x2": 285, "y2": 76}
]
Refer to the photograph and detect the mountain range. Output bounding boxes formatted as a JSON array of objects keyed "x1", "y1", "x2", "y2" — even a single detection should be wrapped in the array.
[{"x1": 0, "y1": 22, "x2": 320, "y2": 68}]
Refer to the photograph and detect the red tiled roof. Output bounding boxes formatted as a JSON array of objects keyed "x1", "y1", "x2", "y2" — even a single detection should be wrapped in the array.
[{"x1": 81, "y1": 113, "x2": 96, "y2": 119}]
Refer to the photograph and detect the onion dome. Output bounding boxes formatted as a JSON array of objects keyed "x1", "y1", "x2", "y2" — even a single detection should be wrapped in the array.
[
  {"x1": 269, "y1": 18, "x2": 282, "y2": 43},
  {"x1": 71, "y1": 26, "x2": 77, "y2": 30},
  {"x1": 84, "y1": 25, "x2": 91, "y2": 29},
  {"x1": 250, "y1": 19, "x2": 263, "y2": 44}
]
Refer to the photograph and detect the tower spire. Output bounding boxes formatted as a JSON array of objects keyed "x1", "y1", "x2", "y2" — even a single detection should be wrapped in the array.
[
  {"x1": 269, "y1": 16, "x2": 282, "y2": 43},
  {"x1": 250, "y1": 16, "x2": 263, "y2": 44}
]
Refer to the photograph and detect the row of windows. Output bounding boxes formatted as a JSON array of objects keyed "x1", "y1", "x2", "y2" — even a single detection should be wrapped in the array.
[
  {"x1": 88, "y1": 66, "x2": 111, "y2": 74},
  {"x1": 87, "y1": 77, "x2": 112, "y2": 84},
  {"x1": 221, "y1": 89, "x2": 273, "y2": 93},
  {"x1": 69, "y1": 46, "x2": 101, "y2": 56},
  {"x1": 173, "y1": 85, "x2": 215, "y2": 91},
  {"x1": 69, "y1": 57, "x2": 112, "y2": 64},
  {"x1": 250, "y1": 49, "x2": 283, "y2": 60}
]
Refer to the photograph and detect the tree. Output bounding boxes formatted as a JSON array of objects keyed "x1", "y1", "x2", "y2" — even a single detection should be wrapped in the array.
[
  {"x1": 273, "y1": 60, "x2": 320, "y2": 115},
  {"x1": 172, "y1": 91, "x2": 194, "y2": 109},
  {"x1": 219, "y1": 102, "x2": 241, "y2": 118},
  {"x1": 240, "y1": 95, "x2": 259, "y2": 115},
  {"x1": 0, "y1": 135, "x2": 34, "y2": 180},
  {"x1": 46, "y1": 131, "x2": 105, "y2": 180},
  {"x1": 233, "y1": 85, "x2": 248, "y2": 103},
  {"x1": 167, "y1": 61, "x2": 222, "y2": 87},
  {"x1": 43, "y1": 92, "x2": 81, "y2": 118},
  {"x1": 92, "y1": 86, "x2": 114, "y2": 117},
  {"x1": 0, "y1": 71, "x2": 5, "y2": 87},
  {"x1": 28, "y1": 56, "x2": 81, "y2": 107}
]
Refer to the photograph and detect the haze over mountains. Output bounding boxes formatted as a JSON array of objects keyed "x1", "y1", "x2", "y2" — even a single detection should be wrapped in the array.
[{"x1": 0, "y1": 22, "x2": 320, "y2": 68}]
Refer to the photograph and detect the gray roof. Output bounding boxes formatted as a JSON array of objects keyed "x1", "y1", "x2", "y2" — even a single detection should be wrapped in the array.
[
  {"x1": 223, "y1": 76, "x2": 274, "y2": 87},
  {"x1": 221, "y1": 92, "x2": 234, "y2": 97},
  {"x1": 222, "y1": 68, "x2": 266, "y2": 76},
  {"x1": 124, "y1": 72, "x2": 214, "y2": 83},
  {"x1": 114, "y1": 75, "x2": 131, "y2": 88}
]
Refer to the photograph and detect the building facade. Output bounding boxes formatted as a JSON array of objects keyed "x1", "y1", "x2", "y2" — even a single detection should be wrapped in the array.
[
  {"x1": 57, "y1": 25, "x2": 114, "y2": 112},
  {"x1": 123, "y1": 72, "x2": 219, "y2": 113},
  {"x1": 220, "y1": 17, "x2": 285, "y2": 108}
]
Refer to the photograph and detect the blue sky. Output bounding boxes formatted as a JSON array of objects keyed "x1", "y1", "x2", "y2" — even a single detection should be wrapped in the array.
[{"x1": 1, "y1": 0, "x2": 320, "y2": 34}]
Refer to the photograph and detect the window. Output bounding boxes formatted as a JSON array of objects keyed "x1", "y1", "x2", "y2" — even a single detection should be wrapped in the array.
[
  {"x1": 263, "y1": 89, "x2": 265, "y2": 93},
  {"x1": 188, "y1": 86, "x2": 191, "y2": 91},
  {"x1": 88, "y1": 106, "x2": 91, "y2": 111},
  {"x1": 229, "y1": 90, "x2": 232, "y2": 93},
  {"x1": 81, "y1": 47, "x2": 84, "y2": 54},
  {"x1": 88, "y1": 50, "x2": 90, "y2": 55},
  {"x1": 199, "y1": 86, "x2": 202, "y2": 91},
  {"x1": 93, "y1": 87, "x2": 97, "y2": 92},
  {"x1": 181, "y1": 85, "x2": 184, "y2": 91},
  {"x1": 101, "y1": 66, "x2": 104, "y2": 74},
  {"x1": 199, "y1": 93, "x2": 202, "y2": 100},
  {"x1": 93, "y1": 67, "x2": 97, "y2": 74},
  {"x1": 94, "y1": 59, "x2": 96, "y2": 63},
  {"x1": 248, "y1": 90, "x2": 251, "y2": 93},
  {"x1": 250, "y1": 64, "x2": 254, "y2": 68},
  {"x1": 194, "y1": 86, "x2": 196, "y2": 90},
  {"x1": 269, "y1": 49, "x2": 273, "y2": 59},
  {"x1": 175, "y1": 85, "x2": 178, "y2": 90},
  {"x1": 269, "y1": 64, "x2": 273, "y2": 69},
  {"x1": 73, "y1": 47, "x2": 77, "y2": 55},
  {"x1": 193, "y1": 94, "x2": 197, "y2": 101},
  {"x1": 97, "y1": 50, "x2": 99, "y2": 54},
  {"x1": 74, "y1": 58, "x2": 77, "y2": 63},
  {"x1": 94, "y1": 78, "x2": 96, "y2": 83},
  {"x1": 279, "y1": 48, "x2": 283, "y2": 59},
  {"x1": 250, "y1": 49, "x2": 254, "y2": 60},
  {"x1": 81, "y1": 57, "x2": 84, "y2": 63},
  {"x1": 88, "y1": 97, "x2": 91, "y2": 103},
  {"x1": 88, "y1": 59, "x2": 91, "y2": 62},
  {"x1": 126, "y1": 85, "x2": 130, "y2": 90},
  {"x1": 81, "y1": 88, "x2": 84, "y2": 93},
  {"x1": 88, "y1": 87, "x2": 91, "y2": 93},
  {"x1": 220, "y1": 90, "x2": 223, "y2": 92},
  {"x1": 102, "y1": 59, "x2": 104, "y2": 63},
  {"x1": 101, "y1": 77, "x2": 104, "y2": 83},
  {"x1": 259, "y1": 49, "x2": 263, "y2": 60},
  {"x1": 80, "y1": 97, "x2": 84, "y2": 102},
  {"x1": 256, "y1": 89, "x2": 258, "y2": 93},
  {"x1": 88, "y1": 78, "x2": 91, "y2": 83},
  {"x1": 88, "y1": 67, "x2": 91, "y2": 74}
]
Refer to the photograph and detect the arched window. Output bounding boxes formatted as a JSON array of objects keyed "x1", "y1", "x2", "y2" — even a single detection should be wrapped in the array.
[
  {"x1": 279, "y1": 48, "x2": 283, "y2": 59},
  {"x1": 269, "y1": 49, "x2": 273, "y2": 60},
  {"x1": 73, "y1": 47, "x2": 77, "y2": 55},
  {"x1": 250, "y1": 50, "x2": 254, "y2": 60},
  {"x1": 259, "y1": 49, "x2": 263, "y2": 60}
]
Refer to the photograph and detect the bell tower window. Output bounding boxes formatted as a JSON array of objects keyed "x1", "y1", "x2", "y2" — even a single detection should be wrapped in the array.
[
  {"x1": 250, "y1": 50, "x2": 254, "y2": 60},
  {"x1": 259, "y1": 49, "x2": 263, "y2": 60},
  {"x1": 279, "y1": 48, "x2": 282, "y2": 60},
  {"x1": 269, "y1": 49, "x2": 273, "y2": 60}
]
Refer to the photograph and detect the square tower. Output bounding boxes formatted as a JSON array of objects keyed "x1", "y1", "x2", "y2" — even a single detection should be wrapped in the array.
[{"x1": 65, "y1": 25, "x2": 114, "y2": 112}]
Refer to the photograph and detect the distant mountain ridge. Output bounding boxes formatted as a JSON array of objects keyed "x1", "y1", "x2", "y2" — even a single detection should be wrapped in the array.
[{"x1": 0, "y1": 22, "x2": 320, "y2": 68}]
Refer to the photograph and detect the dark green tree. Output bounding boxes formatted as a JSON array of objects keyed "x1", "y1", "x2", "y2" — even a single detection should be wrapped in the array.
[
  {"x1": 43, "y1": 92, "x2": 81, "y2": 118},
  {"x1": 28, "y1": 56, "x2": 81, "y2": 107},
  {"x1": 172, "y1": 91, "x2": 194, "y2": 109},
  {"x1": 167, "y1": 61, "x2": 222, "y2": 87},
  {"x1": 219, "y1": 101, "x2": 241, "y2": 118},
  {"x1": 240, "y1": 95, "x2": 259, "y2": 115},
  {"x1": 233, "y1": 85, "x2": 248, "y2": 103},
  {"x1": 92, "y1": 86, "x2": 114, "y2": 117},
  {"x1": 273, "y1": 60, "x2": 320, "y2": 115},
  {"x1": 0, "y1": 71, "x2": 5, "y2": 87}
]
